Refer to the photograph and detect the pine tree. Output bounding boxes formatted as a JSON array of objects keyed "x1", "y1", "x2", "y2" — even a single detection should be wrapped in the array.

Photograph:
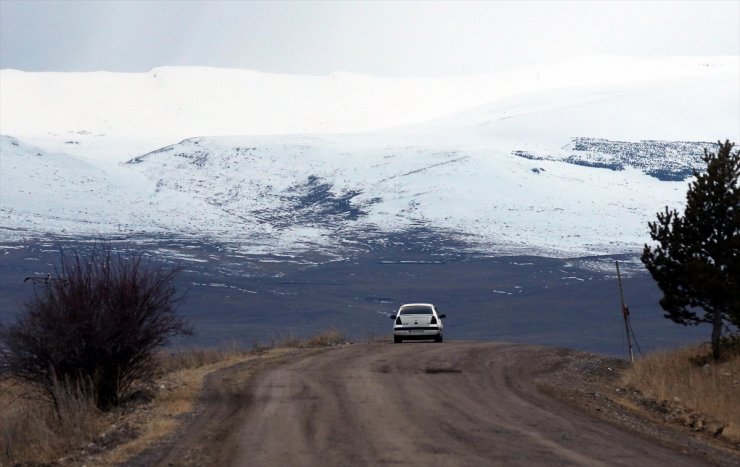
[{"x1": 641, "y1": 140, "x2": 739, "y2": 361}]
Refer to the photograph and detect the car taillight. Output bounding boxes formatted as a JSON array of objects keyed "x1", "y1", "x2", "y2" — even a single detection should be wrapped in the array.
[
  {"x1": 395, "y1": 316, "x2": 402, "y2": 325},
  {"x1": 430, "y1": 316, "x2": 437, "y2": 324}
]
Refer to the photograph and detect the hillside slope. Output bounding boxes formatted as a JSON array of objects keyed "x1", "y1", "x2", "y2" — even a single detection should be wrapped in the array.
[
  {"x1": 121, "y1": 133, "x2": 691, "y2": 256},
  {"x1": 1, "y1": 56, "x2": 738, "y2": 256},
  {"x1": 0, "y1": 136, "x2": 257, "y2": 238}
]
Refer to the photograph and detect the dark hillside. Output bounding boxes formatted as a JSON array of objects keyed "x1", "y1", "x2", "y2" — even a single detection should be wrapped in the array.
[{"x1": 0, "y1": 233, "x2": 704, "y2": 356}]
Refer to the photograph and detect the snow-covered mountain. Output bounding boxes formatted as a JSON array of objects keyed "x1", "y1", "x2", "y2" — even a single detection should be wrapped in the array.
[
  {"x1": 120, "y1": 132, "x2": 697, "y2": 257},
  {"x1": 0, "y1": 135, "x2": 264, "y2": 239},
  {"x1": 1, "y1": 56, "x2": 738, "y2": 257}
]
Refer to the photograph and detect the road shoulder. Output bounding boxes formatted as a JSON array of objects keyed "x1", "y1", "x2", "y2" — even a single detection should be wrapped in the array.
[{"x1": 534, "y1": 349, "x2": 740, "y2": 467}]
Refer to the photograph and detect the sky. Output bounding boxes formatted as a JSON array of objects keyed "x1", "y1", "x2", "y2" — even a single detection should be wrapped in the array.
[{"x1": 1, "y1": 1, "x2": 739, "y2": 77}]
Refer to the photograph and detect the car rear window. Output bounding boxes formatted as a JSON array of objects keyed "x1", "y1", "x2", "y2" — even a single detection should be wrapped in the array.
[{"x1": 399, "y1": 306, "x2": 433, "y2": 315}]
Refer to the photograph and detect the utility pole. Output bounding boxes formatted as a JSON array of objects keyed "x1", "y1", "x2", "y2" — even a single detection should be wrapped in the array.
[{"x1": 616, "y1": 261, "x2": 634, "y2": 363}]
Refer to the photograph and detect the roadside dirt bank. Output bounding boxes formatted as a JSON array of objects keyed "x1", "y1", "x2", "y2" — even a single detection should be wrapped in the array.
[
  {"x1": 122, "y1": 341, "x2": 740, "y2": 466},
  {"x1": 535, "y1": 347, "x2": 740, "y2": 465}
]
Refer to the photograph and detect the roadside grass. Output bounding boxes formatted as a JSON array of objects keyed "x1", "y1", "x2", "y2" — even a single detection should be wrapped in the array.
[
  {"x1": 0, "y1": 329, "x2": 349, "y2": 466},
  {"x1": 280, "y1": 327, "x2": 349, "y2": 348},
  {"x1": 621, "y1": 342, "x2": 740, "y2": 442},
  {"x1": 90, "y1": 345, "x2": 264, "y2": 465},
  {"x1": 0, "y1": 378, "x2": 107, "y2": 465}
]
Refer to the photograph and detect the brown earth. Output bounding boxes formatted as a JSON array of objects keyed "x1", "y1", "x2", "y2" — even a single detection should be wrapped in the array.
[{"x1": 129, "y1": 341, "x2": 740, "y2": 466}]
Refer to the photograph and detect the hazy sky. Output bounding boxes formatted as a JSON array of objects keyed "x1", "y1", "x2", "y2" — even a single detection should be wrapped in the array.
[{"x1": 1, "y1": 1, "x2": 738, "y2": 76}]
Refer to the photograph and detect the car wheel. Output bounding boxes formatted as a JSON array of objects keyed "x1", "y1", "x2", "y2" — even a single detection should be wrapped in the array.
[
  {"x1": 435, "y1": 334, "x2": 443, "y2": 343},
  {"x1": 393, "y1": 336, "x2": 402, "y2": 343}
]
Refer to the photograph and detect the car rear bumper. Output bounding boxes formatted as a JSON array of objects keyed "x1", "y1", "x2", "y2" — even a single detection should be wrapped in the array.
[{"x1": 393, "y1": 327, "x2": 442, "y2": 338}]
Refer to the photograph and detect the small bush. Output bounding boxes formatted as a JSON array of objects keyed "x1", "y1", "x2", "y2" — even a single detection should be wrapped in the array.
[
  {"x1": 278, "y1": 335, "x2": 304, "y2": 349},
  {"x1": 278, "y1": 328, "x2": 348, "y2": 348},
  {"x1": 691, "y1": 334, "x2": 740, "y2": 366},
  {"x1": 0, "y1": 345, "x2": 257, "y2": 465},
  {"x1": 719, "y1": 334, "x2": 740, "y2": 357},
  {"x1": 304, "y1": 328, "x2": 347, "y2": 347},
  {"x1": 0, "y1": 243, "x2": 191, "y2": 410}
]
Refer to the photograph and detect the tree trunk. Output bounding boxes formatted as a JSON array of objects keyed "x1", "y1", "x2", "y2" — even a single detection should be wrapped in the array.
[{"x1": 711, "y1": 306, "x2": 724, "y2": 361}]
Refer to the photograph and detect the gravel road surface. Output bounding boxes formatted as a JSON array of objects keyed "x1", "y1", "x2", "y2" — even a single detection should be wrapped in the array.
[{"x1": 143, "y1": 342, "x2": 713, "y2": 466}]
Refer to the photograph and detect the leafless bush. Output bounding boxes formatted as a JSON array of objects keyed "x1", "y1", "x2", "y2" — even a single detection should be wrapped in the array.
[{"x1": 0, "y1": 243, "x2": 191, "y2": 410}]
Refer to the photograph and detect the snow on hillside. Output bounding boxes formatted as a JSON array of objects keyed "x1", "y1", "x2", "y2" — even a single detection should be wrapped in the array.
[
  {"x1": 0, "y1": 56, "x2": 738, "y2": 257},
  {"x1": 1, "y1": 130, "x2": 690, "y2": 257},
  {"x1": 399, "y1": 70, "x2": 740, "y2": 147},
  {"x1": 1, "y1": 55, "x2": 736, "y2": 161},
  {"x1": 0, "y1": 136, "x2": 270, "y2": 242},
  {"x1": 121, "y1": 133, "x2": 689, "y2": 257}
]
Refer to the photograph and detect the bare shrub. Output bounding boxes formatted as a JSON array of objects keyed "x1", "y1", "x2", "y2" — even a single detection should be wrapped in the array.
[
  {"x1": 0, "y1": 243, "x2": 191, "y2": 410},
  {"x1": 1, "y1": 344, "x2": 259, "y2": 465}
]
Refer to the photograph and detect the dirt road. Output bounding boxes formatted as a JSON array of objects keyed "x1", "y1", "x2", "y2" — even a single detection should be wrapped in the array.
[{"x1": 142, "y1": 342, "x2": 714, "y2": 466}]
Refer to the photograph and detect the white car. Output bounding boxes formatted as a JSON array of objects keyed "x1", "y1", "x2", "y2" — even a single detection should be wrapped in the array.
[{"x1": 390, "y1": 303, "x2": 445, "y2": 343}]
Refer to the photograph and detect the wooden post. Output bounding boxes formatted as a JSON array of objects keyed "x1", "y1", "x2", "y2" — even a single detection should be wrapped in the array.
[{"x1": 616, "y1": 261, "x2": 634, "y2": 363}]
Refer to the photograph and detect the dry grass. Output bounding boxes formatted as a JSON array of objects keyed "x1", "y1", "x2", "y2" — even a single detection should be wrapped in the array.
[
  {"x1": 0, "y1": 378, "x2": 107, "y2": 465},
  {"x1": 91, "y1": 346, "x2": 263, "y2": 465},
  {"x1": 622, "y1": 344, "x2": 740, "y2": 441},
  {"x1": 280, "y1": 327, "x2": 348, "y2": 348},
  {"x1": 0, "y1": 330, "x2": 350, "y2": 466},
  {"x1": 158, "y1": 342, "x2": 255, "y2": 371},
  {"x1": 0, "y1": 347, "x2": 255, "y2": 466}
]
